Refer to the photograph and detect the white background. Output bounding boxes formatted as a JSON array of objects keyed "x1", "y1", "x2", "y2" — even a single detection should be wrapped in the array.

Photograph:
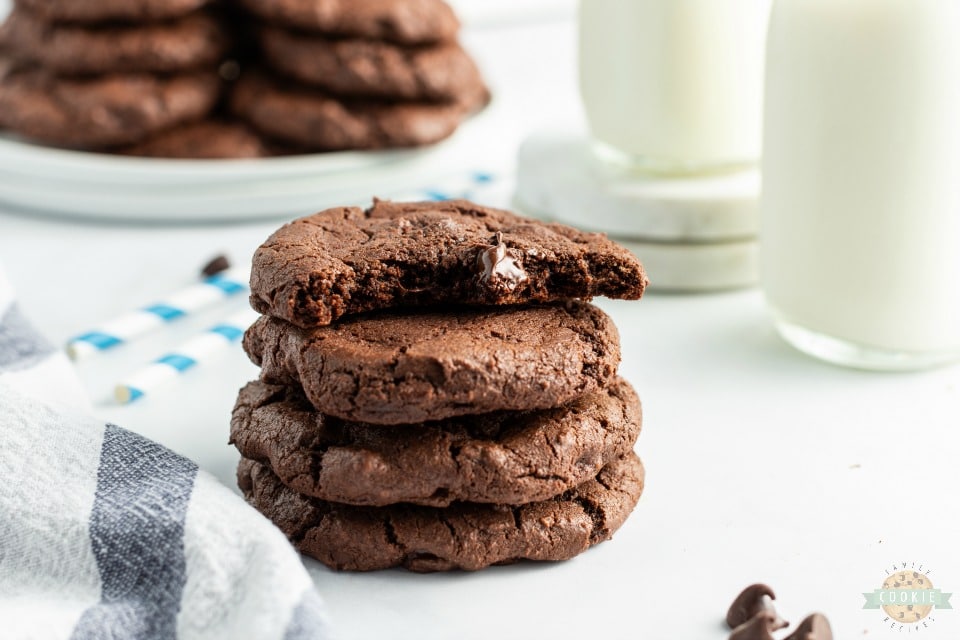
[{"x1": 2, "y1": 3, "x2": 960, "y2": 639}]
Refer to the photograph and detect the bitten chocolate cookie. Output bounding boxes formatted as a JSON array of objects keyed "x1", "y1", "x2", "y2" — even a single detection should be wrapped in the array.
[
  {"x1": 231, "y1": 377, "x2": 641, "y2": 506},
  {"x1": 243, "y1": 302, "x2": 621, "y2": 425},
  {"x1": 0, "y1": 9, "x2": 230, "y2": 76},
  {"x1": 229, "y1": 71, "x2": 487, "y2": 151},
  {"x1": 249, "y1": 199, "x2": 648, "y2": 328},
  {"x1": 0, "y1": 65, "x2": 220, "y2": 148},
  {"x1": 237, "y1": 0, "x2": 459, "y2": 45},
  {"x1": 260, "y1": 27, "x2": 484, "y2": 101},
  {"x1": 119, "y1": 120, "x2": 271, "y2": 158},
  {"x1": 238, "y1": 453, "x2": 644, "y2": 572},
  {"x1": 13, "y1": 0, "x2": 209, "y2": 24}
]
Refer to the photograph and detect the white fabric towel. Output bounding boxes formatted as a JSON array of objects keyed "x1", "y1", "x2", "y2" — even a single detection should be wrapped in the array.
[{"x1": 0, "y1": 265, "x2": 332, "y2": 640}]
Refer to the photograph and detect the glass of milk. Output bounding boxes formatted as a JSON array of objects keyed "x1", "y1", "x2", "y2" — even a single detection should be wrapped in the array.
[
  {"x1": 578, "y1": 0, "x2": 772, "y2": 175},
  {"x1": 760, "y1": 0, "x2": 960, "y2": 370}
]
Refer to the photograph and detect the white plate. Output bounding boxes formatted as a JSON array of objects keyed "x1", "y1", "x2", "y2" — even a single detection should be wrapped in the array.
[
  {"x1": 0, "y1": 134, "x2": 421, "y2": 187},
  {"x1": 0, "y1": 0, "x2": 540, "y2": 223},
  {"x1": 0, "y1": 101, "x2": 500, "y2": 222}
]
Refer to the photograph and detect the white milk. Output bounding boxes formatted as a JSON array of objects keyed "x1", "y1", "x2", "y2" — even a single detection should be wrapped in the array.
[
  {"x1": 578, "y1": 0, "x2": 771, "y2": 174},
  {"x1": 760, "y1": 0, "x2": 960, "y2": 368}
]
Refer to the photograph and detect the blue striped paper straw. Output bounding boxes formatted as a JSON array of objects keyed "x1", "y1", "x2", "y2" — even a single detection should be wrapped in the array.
[
  {"x1": 114, "y1": 309, "x2": 259, "y2": 405},
  {"x1": 67, "y1": 267, "x2": 249, "y2": 361}
]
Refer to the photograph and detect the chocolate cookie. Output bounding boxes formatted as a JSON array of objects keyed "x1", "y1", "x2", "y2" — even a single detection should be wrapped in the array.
[
  {"x1": 243, "y1": 302, "x2": 621, "y2": 425},
  {"x1": 249, "y1": 199, "x2": 648, "y2": 328},
  {"x1": 229, "y1": 71, "x2": 488, "y2": 151},
  {"x1": 231, "y1": 377, "x2": 641, "y2": 506},
  {"x1": 0, "y1": 9, "x2": 230, "y2": 76},
  {"x1": 119, "y1": 120, "x2": 271, "y2": 158},
  {"x1": 0, "y1": 65, "x2": 220, "y2": 148},
  {"x1": 238, "y1": 453, "x2": 644, "y2": 572},
  {"x1": 13, "y1": 0, "x2": 209, "y2": 24},
  {"x1": 259, "y1": 27, "x2": 484, "y2": 101},
  {"x1": 237, "y1": 0, "x2": 459, "y2": 45}
]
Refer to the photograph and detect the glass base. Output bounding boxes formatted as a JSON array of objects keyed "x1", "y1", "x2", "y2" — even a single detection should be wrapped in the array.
[
  {"x1": 589, "y1": 139, "x2": 757, "y2": 178},
  {"x1": 775, "y1": 319, "x2": 960, "y2": 372}
]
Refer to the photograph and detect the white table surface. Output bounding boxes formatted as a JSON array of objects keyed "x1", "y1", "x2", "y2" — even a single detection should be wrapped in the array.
[{"x1": 2, "y1": 8, "x2": 960, "y2": 640}]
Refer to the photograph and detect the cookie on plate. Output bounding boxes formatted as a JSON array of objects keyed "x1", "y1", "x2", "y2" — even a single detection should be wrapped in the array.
[
  {"x1": 236, "y1": 0, "x2": 459, "y2": 45},
  {"x1": 249, "y1": 199, "x2": 649, "y2": 328},
  {"x1": 243, "y1": 302, "x2": 621, "y2": 425},
  {"x1": 260, "y1": 26, "x2": 484, "y2": 101},
  {"x1": 0, "y1": 9, "x2": 231, "y2": 76},
  {"x1": 0, "y1": 64, "x2": 220, "y2": 148},
  {"x1": 229, "y1": 71, "x2": 488, "y2": 151},
  {"x1": 13, "y1": 0, "x2": 210, "y2": 25},
  {"x1": 118, "y1": 120, "x2": 271, "y2": 159},
  {"x1": 238, "y1": 452, "x2": 645, "y2": 572},
  {"x1": 231, "y1": 377, "x2": 641, "y2": 506}
]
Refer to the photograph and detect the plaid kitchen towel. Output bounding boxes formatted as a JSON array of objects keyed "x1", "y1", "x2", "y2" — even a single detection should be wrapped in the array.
[{"x1": 0, "y1": 266, "x2": 331, "y2": 640}]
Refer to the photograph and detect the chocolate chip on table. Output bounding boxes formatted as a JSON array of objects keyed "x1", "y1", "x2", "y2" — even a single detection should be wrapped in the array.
[
  {"x1": 784, "y1": 613, "x2": 832, "y2": 640},
  {"x1": 727, "y1": 584, "x2": 788, "y2": 630},
  {"x1": 729, "y1": 611, "x2": 783, "y2": 640},
  {"x1": 200, "y1": 254, "x2": 231, "y2": 278}
]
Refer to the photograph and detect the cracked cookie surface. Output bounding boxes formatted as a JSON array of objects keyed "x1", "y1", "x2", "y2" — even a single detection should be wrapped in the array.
[
  {"x1": 249, "y1": 199, "x2": 648, "y2": 328},
  {"x1": 236, "y1": 0, "x2": 460, "y2": 45},
  {"x1": 0, "y1": 64, "x2": 219, "y2": 148},
  {"x1": 119, "y1": 120, "x2": 271, "y2": 158},
  {"x1": 230, "y1": 377, "x2": 641, "y2": 506},
  {"x1": 260, "y1": 27, "x2": 484, "y2": 101},
  {"x1": 0, "y1": 9, "x2": 230, "y2": 76},
  {"x1": 243, "y1": 302, "x2": 621, "y2": 425},
  {"x1": 229, "y1": 71, "x2": 488, "y2": 151},
  {"x1": 238, "y1": 452, "x2": 644, "y2": 572},
  {"x1": 14, "y1": 0, "x2": 209, "y2": 24}
]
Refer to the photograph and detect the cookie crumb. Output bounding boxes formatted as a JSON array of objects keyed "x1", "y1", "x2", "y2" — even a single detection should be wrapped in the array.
[{"x1": 201, "y1": 254, "x2": 231, "y2": 277}]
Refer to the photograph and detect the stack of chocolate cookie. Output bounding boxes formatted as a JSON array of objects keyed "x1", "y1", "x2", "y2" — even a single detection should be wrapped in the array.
[
  {"x1": 230, "y1": 0, "x2": 489, "y2": 151},
  {"x1": 0, "y1": 0, "x2": 262, "y2": 155},
  {"x1": 0, "y1": 0, "x2": 488, "y2": 157},
  {"x1": 231, "y1": 199, "x2": 650, "y2": 572}
]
